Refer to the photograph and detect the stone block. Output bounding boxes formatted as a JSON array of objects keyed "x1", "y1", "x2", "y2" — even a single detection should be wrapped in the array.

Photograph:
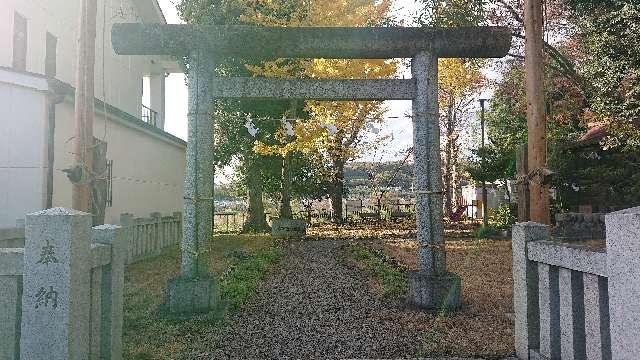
[
  {"x1": 271, "y1": 218, "x2": 306, "y2": 238},
  {"x1": 93, "y1": 225, "x2": 126, "y2": 360},
  {"x1": 407, "y1": 271, "x2": 460, "y2": 311},
  {"x1": 559, "y1": 267, "x2": 585, "y2": 360},
  {"x1": 583, "y1": 273, "x2": 611, "y2": 360},
  {"x1": 20, "y1": 208, "x2": 92, "y2": 360},
  {"x1": 605, "y1": 208, "x2": 640, "y2": 360},
  {"x1": 0, "y1": 275, "x2": 22, "y2": 360},
  {"x1": 162, "y1": 275, "x2": 219, "y2": 315},
  {"x1": 538, "y1": 263, "x2": 560, "y2": 360},
  {"x1": 512, "y1": 222, "x2": 548, "y2": 359}
]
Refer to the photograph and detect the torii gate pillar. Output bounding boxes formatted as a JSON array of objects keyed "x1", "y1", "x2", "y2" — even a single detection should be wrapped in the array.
[
  {"x1": 408, "y1": 51, "x2": 460, "y2": 310},
  {"x1": 163, "y1": 51, "x2": 219, "y2": 314}
]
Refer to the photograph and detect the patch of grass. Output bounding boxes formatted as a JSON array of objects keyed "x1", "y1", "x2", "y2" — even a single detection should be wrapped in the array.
[
  {"x1": 346, "y1": 243, "x2": 408, "y2": 300},
  {"x1": 221, "y1": 245, "x2": 282, "y2": 312},
  {"x1": 122, "y1": 234, "x2": 280, "y2": 360},
  {"x1": 472, "y1": 225, "x2": 498, "y2": 239}
]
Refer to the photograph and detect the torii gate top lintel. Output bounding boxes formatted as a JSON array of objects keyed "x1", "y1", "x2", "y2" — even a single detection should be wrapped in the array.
[{"x1": 112, "y1": 24, "x2": 511, "y2": 60}]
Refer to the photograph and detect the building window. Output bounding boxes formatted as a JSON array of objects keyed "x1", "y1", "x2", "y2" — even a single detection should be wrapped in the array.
[
  {"x1": 45, "y1": 32, "x2": 57, "y2": 77},
  {"x1": 12, "y1": 12, "x2": 27, "y2": 71}
]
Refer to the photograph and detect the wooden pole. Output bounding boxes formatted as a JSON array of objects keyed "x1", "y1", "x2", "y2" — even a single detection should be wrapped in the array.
[
  {"x1": 72, "y1": 0, "x2": 97, "y2": 212},
  {"x1": 524, "y1": 0, "x2": 550, "y2": 224}
]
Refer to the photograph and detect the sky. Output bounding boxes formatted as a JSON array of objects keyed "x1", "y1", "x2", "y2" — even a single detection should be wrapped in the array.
[{"x1": 153, "y1": 0, "x2": 490, "y2": 171}]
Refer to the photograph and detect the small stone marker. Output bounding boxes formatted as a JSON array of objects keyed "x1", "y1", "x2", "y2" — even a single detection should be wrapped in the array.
[
  {"x1": 271, "y1": 218, "x2": 306, "y2": 238},
  {"x1": 20, "y1": 208, "x2": 92, "y2": 360}
]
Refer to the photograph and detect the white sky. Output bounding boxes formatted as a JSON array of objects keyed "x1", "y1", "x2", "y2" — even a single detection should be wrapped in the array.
[{"x1": 154, "y1": 0, "x2": 491, "y2": 169}]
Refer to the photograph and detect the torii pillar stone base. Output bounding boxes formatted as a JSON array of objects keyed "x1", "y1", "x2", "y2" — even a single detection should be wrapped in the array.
[
  {"x1": 162, "y1": 53, "x2": 219, "y2": 315},
  {"x1": 407, "y1": 52, "x2": 461, "y2": 311}
]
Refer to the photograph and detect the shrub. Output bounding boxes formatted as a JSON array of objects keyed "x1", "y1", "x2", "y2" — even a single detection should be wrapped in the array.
[{"x1": 492, "y1": 203, "x2": 517, "y2": 230}]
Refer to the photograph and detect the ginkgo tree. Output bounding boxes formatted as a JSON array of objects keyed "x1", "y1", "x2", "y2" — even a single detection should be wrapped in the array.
[
  {"x1": 241, "y1": 0, "x2": 397, "y2": 223},
  {"x1": 438, "y1": 58, "x2": 484, "y2": 216},
  {"x1": 178, "y1": 0, "x2": 396, "y2": 225}
]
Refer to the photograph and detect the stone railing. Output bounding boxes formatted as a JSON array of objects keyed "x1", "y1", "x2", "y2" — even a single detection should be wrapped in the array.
[
  {"x1": 0, "y1": 225, "x2": 25, "y2": 248},
  {"x1": 119, "y1": 212, "x2": 182, "y2": 264},
  {"x1": 0, "y1": 208, "x2": 125, "y2": 360},
  {"x1": 512, "y1": 207, "x2": 640, "y2": 360}
]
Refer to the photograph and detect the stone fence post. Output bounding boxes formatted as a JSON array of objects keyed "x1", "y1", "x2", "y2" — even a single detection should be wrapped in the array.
[
  {"x1": 120, "y1": 213, "x2": 134, "y2": 263},
  {"x1": 150, "y1": 212, "x2": 162, "y2": 255},
  {"x1": 512, "y1": 222, "x2": 548, "y2": 359},
  {"x1": 20, "y1": 208, "x2": 92, "y2": 359},
  {"x1": 173, "y1": 211, "x2": 182, "y2": 244},
  {"x1": 92, "y1": 225, "x2": 126, "y2": 360},
  {"x1": 605, "y1": 207, "x2": 640, "y2": 359}
]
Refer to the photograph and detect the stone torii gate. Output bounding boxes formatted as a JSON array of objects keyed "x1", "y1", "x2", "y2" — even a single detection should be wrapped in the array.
[{"x1": 112, "y1": 24, "x2": 511, "y2": 314}]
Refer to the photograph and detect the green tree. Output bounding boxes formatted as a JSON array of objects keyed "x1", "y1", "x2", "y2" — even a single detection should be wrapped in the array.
[{"x1": 568, "y1": 0, "x2": 640, "y2": 151}]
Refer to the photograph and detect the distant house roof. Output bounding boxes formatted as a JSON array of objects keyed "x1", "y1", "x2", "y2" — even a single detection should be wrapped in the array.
[
  {"x1": 571, "y1": 120, "x2": 640, "y2": 149},
  {"x1": 578, "y1": 122, "x2": 608, "y2": 143}
]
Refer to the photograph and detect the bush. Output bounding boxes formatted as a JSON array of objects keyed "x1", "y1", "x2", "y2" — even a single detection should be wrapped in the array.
[{"x1": 492, "y1": 203, "x2": 517, "y2": 230}]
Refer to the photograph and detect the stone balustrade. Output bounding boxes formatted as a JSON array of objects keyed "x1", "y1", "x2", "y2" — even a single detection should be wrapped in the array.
[
  {"x1": 119, "y1": 212, "x2": 182, "y2": 264},
  {"x1": 513, "y1": 206, "x2": 640, "y2": 359},
  {"x1": 0, "y1": 208, "x2": 126, "y2": 360}
]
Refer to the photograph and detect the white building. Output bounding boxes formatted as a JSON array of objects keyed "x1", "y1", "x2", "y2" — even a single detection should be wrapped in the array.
[{"x1": 0, "y1": 0, "x2": 186, "y2": 227}]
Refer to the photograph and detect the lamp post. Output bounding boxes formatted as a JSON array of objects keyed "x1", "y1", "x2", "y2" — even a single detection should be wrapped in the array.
[{"x1": 479, "y1": 98, "x2": 488, "y2": 228}]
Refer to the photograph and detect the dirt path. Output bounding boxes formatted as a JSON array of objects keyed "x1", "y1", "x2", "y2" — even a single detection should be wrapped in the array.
[{"x1": 207, "y1": 239, "x2": 426, "y2": 359}]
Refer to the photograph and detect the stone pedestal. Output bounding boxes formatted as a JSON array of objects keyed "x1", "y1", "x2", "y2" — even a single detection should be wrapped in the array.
[
  {"x1": 162, "y1": 276, "x2": 219, "y2": 315},
  {"x1": 407, "y1": 271, "x2": 461, "y2": 311}
]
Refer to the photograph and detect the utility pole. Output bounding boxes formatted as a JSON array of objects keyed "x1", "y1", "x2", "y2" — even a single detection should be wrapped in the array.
[
  {"x1": 479, "y1": 98, "x2": 489, "y2": 228},
  {"x1": 72, "y1": 0, "x2": 98, "y2": 212},
  {"x1": 524, "y1": 0, "x2": 550, "y2": 224}
]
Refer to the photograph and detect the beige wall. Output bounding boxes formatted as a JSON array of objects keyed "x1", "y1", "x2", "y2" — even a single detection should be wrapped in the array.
[
  {"x1": 52, "y1": 101, "x2": 186, "y2": 225},
  {"x1": 0, "y1": 0, "x2": 167, "y2": 118},
  {"x1": 0, "y1": 72, "x2": 186, "y2": 227},
  {"x1": 0, "y1": 79, "x2": 48, "y2": 227}
]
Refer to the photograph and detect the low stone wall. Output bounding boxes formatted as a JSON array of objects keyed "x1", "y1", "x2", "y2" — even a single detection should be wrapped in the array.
[
  {"x1": 120, "y1": 212, "x2": 182, "y2": 264},
  {"x1": 0, "y1": 227, "x2": 25, "y2": 248},
  {"x1": 0, "y1": 208, "x2": 126, "y2": 360},
  {"x1": 552, "y1": 212, "x2": 606, "y2": 240},
  {"x1": 512, "y1": 207, "x2": 640, "y2": 359}
]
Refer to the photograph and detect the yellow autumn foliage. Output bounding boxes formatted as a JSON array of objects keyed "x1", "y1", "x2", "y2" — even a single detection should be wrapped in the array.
[
  {"x1": 237, "y1": 0, "x2": 396, "y2": 161},
  {"x1": 438, "y1": 58, "x2": 484, "y2": 107}
]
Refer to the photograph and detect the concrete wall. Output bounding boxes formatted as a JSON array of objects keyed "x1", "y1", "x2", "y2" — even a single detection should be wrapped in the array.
[
  {"x1": 0, "y1": 0, "x2": 168, "y2": 119},
  {"x1": 0, "y1": 79, "x2": 48, "y2": 227}
]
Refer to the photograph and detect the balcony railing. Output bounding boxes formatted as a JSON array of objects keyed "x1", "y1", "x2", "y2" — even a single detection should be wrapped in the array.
[{"x1": 141, "y1": 104, "x2": 159, "y2": 127}]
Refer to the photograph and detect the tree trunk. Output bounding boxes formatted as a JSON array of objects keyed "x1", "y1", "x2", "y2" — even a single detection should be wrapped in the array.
[
  {"x1": 451, "y1": 134, "x2": 460, "y2": 209},
  {"x1": 243, "y1": 155, "x2": 270, "y2": 233},
  {"x1": 279, "y1": 153, "x2": 293, "y2": 219},
  {"x1": 330, "y1": 158, "x2": 345, "y2": 223},
  {"x1": 443, "y1": 95, "x2": 455, "y2": 217}
]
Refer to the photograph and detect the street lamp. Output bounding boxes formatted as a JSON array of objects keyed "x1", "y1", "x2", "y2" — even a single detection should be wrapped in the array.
[{"x1": 479, "y1": 98, "x2": 489, "y2": 228}]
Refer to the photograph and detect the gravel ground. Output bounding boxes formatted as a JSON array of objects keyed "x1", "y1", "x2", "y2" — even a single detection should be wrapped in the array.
[{"x1": 207, "y1": 239, "x2": 427, "y2": 359}]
